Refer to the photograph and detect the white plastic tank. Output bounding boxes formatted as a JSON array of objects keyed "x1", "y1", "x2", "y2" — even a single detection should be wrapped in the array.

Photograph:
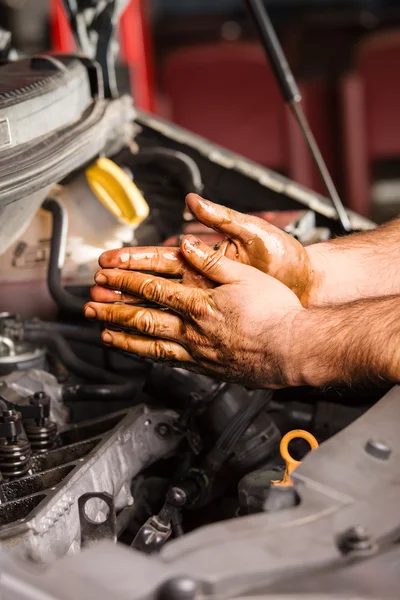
[{"x1": 0, "y1": 160, "x2": 149, "y2": 319}]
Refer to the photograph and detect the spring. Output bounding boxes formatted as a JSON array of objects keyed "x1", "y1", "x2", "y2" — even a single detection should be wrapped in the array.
[
  {"x1": 0, "y1": 437, "x2": 31, "y2": 479},
  {"x1": 24, "y1": 419, "x2": 58, "y2": 454}
]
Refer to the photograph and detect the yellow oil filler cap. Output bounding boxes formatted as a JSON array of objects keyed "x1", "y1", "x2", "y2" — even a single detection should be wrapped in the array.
[
  {"x1": 272, "y1": 429, "x2": 319, "y2": 487},
  {"x1": 86, "y1": 157, "x2": 149, "y2": 228}
]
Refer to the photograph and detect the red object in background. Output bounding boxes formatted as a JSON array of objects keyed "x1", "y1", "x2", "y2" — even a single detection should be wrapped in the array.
[
  {"x1": 161, "y1": 42, "x2": 336, "y2": 196},
  {"x1": 50, "y1": 0, "x2": 74, "y2": 52},
  {"x1": 162, "y1": 43, "x2": 288, "y2": 169},
  {"x1": 120, "y1": 0, "x2": 155, "y2": 112},
  {"x1": 288, "y1": 80, "x2": 337, "y2": 196},
  {"x1": 341, "y1": 30, "x2": 400, "y2": 216},
  {"x1": 50, "y1": 0, "x2": 155, "y2": 112}
]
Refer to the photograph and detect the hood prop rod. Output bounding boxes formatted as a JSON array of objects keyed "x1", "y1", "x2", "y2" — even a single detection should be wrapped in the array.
[{"x1": 244, "y1": 0, "x2": 352, "y2": 233}]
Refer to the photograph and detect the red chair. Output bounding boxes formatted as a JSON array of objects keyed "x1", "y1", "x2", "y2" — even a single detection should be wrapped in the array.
[
  {"x1": 341, "y1": 30, "x2": 400, "y2": 216},
  {"x1": 161, "y1": 41, "x2": 336, "y2": 195}
]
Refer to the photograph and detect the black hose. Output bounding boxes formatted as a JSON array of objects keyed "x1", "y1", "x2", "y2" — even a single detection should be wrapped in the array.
[
  {"x1": 23, "y1": 330, "x2": 126, "y2": 384},
  {"x1": 206, "y1": 389, "x2": 274, "y2": 473},
  {"x1": 134, "y1": 148, "x2": 204, "y2": 195},
  {"x1": 42, "y1": 197, "x2": 86, "y2": 315},
  {"x1": 25, "y1": 321, "x2": 102, "y2": 346},
  {"x1": 62, "y1": 380, "x2": 141, "y2": 403},
  {"x1": 24, "y1": 329, "x2": 143, "y2": 404}
]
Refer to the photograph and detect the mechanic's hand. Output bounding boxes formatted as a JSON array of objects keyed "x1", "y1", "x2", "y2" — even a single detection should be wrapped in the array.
[
  {"x1": 86, "y1": 236, "x2": 304, "y2": 388},
  {"x1": 184, "y1": 194, "x2": 315, "y2": 305},
  {"x1": 95, "y1": 194, "x2": 318, "y2": 306},
  {"x1": 90, "y1": 245, "x2": 215, "y2": 306}
]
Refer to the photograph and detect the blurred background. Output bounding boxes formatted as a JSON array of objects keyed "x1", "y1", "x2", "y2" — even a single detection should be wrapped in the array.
[{"x1": 2, "y1": 0, "x2": 400, "y2": 222}]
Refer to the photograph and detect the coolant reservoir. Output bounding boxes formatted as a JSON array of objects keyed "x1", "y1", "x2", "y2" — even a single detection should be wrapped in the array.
[{"x1": 0, "y1": 160, "x2": 149, "y2": 319}]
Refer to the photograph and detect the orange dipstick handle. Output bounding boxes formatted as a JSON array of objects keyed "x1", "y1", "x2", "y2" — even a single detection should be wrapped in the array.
[{"x1": 272, "y1": 429, "x2": 319, "y2": 487}]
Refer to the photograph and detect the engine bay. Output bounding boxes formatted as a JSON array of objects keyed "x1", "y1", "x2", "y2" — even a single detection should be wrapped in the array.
[{"x1": 0, "y1": 7, "x2": 399, "y2": 599}]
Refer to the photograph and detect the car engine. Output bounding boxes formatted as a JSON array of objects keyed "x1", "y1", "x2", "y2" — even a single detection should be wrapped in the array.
[{"x1": 0, "y1": 3, "x2": 399, "y2": 599}]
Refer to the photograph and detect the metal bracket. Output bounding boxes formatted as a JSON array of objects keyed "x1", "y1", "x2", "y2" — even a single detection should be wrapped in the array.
[
  {"x1": 0, "y1": 383, "x2": 51, "y2": 421},
  {"x1": 78, "y1": 491, "x2": 117, "y2": 547}
]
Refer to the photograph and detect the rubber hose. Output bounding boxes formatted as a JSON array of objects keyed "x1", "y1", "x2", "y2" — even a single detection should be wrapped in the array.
[
  {"x1": 24, "y1": 322, "x2": 149, "y2": 371},
  {"x1": 42, "y1": 197, "x2": 86, "y2": 315},
  {"x1": 25, "y1": 321, "x2": 102, "y2": 346},
  {"x1": 62, "y1": 380, "x2": 141, "y2": 403},
  {"x1": 134, "y1": 148, "x2": 203, "y2": 195},
  {"x1": 23, "y1": 330, "x2": 126, "y2": 384}
]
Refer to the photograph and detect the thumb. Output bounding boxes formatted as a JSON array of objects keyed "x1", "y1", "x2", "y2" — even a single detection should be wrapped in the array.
[
  {"x1": 186, "y1": 193, "x2": 253, "y2": 241},
  {"x1": 181, "y1": 235, "x2": 249, "y2": 284}
]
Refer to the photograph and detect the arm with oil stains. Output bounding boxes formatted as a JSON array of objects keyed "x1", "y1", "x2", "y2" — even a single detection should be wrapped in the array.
[
  {"x1": 94, "y1": 194, "x2": 400, "y2": 308},
  {"x1": 86, "y1": 237, "x2": 400, "y2": 389},
  {"x1": 184, "y1": 195, "x2": 400, "y2": 307}
]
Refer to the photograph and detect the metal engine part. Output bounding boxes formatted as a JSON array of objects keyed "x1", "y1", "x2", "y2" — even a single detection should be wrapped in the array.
[
  {"x1": 148, "y1": 366, "x2": 280, "y2": 475},
  {"x1": 0, "y1": 368, "x2": 67, "y2": 426},
  {"x1": 0, "y1": 405, "x2": 181, "y2": 562},
  {"x1": 0, "y1": 313, "x2": 46, "y2": 375},
  {"x1": 3, "y1": 386, "x2": 399, "y2": 600},
  {"x1": 0, "y1": 5, "x2": 390, "y2": 597}
]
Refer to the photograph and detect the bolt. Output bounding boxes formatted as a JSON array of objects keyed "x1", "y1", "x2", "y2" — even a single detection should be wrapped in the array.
[
  {"x1": 32, "y1": 391, "x2": 49, "y2": 405},
  {"x1": 30, "y1": 392, "x2": 50, "y2": 423},
  {"x1": 157, "y1": 578, "x2": 199, "y2": 600},
  {"x1": 156, "y1": 423, "x2": 170, "y2": 438},
  {"x1": 168, "y1": 487, "x2": 187, "y2": 508},
  {"x1": 337, "y1": 525, "x2": 375, "y2": 555},
  {"x1": 0, "y1": 408, "x2": 21, "y2": 441},
  {"x1": 365, "y1": 439, "x2": 392, "y2": 460},
  {"x1": 1, "y1": 409, "x2": 15, "y2": 421}
]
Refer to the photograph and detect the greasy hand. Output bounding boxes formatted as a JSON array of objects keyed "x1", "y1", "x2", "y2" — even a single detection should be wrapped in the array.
[
  {"x1": 95, "y1": 194, "x2": 317, "y2": 307},
  {"x1": 86, "y1": 236, "x2": 304, "y2": 388},
  {"x1": 185, "y1": 195, "x2": 315, "y2": 305},
  {"x1": 90, "y1": 244, "x2": 215, "y2": 306}
]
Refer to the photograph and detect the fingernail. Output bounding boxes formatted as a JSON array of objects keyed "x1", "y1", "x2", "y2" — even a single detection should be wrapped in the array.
[
  {"x1": 84, "y1": 306, "x2": 97, "y2": 319},
  {"x1": 198, "y1": 198, "x2": 216, "y2": 215},
  {"x1": 102, "y1": 331, "x2": 113, "y2": 345},
  {"x1": 186, "y1": 193, "x2": 201, "y2": 203},
  {"x1": 95, "y1": 272, "x2": 107, "y2": 284}
]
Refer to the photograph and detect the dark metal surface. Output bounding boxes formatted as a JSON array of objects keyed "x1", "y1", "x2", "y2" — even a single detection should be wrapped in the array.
[
  {"x1": 0, "y1": 408, "x2": 31, "y2": 479},
  {"x1": 132, "y1": 486, "x2": 188, "y2": 554},
  {"x1": 3, "y1": 387, "x2": 399, "y2": 599},
  {"x1": 0, "y1": 405, "x2": 181, "y2": 561},
  {"x1": 0, "y1": 384, "x2": 51, "y2": 421},
  {"x1": 135, "y1": 112, "x2": 373, "y2": 232}
]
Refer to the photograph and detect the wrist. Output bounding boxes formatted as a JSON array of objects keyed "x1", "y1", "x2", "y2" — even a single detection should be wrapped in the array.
[
  {"x1": 277, "y1": 307, "x2": 326, "y2": 388},
  {"x1": 284, "y1": 308, "x2": 328, "y2": 387},
  {"x1": 285, "y1": 305, "x2": 352, "y2": 387},
  {"x1": 304, "y1": 243, "x2": 333, "y2": 307}
]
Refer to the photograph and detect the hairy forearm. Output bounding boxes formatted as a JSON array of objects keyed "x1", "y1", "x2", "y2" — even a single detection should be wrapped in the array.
[
  {"x1": 287, "y1": 295, "x2": 400, "y2": 387},
  {"x1": 307, "y1": 218, "x2": 400, "y2": 305}
]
